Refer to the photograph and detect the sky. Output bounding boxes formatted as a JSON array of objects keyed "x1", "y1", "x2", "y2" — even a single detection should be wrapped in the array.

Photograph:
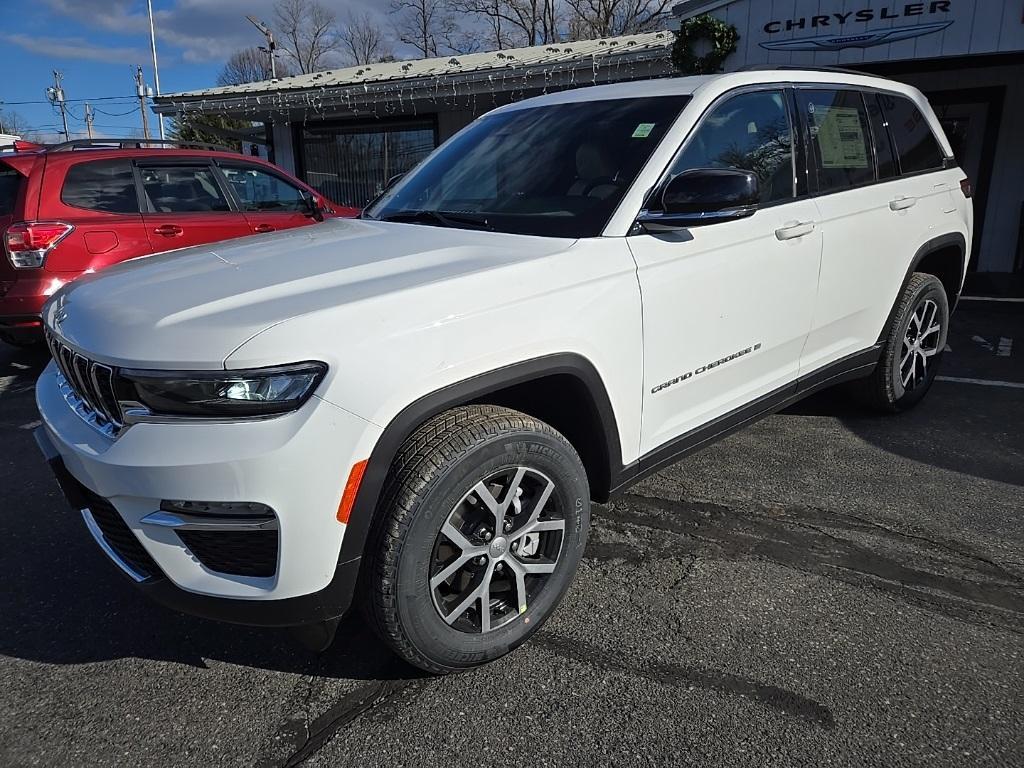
[{"x1": 0, "y1": 0, "x2": 388, "y2": 140}]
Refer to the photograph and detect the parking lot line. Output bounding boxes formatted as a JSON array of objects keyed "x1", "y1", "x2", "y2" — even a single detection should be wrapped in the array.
[{"x1": 936, "y1": 376, "x2": 1024, "y2": 389}]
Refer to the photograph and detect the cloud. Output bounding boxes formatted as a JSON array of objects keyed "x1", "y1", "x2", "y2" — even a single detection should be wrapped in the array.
[
  {"x1": 2, "y1": 33, "x2": 151, "y2": 64},
  {"x1": 43, "y1": 0, "x2": 393, "y2": 65}
]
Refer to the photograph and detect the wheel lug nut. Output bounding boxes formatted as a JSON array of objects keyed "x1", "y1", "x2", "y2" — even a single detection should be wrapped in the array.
[
  {"x1": 495, "y1": 562, "x2": 504, "y2": 572},
  {"x1": 484, "y1": 531, "x2": 493, "y2": 541}
]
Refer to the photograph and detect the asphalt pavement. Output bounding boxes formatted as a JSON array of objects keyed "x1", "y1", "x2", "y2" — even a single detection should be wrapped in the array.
[{"x1": 0, "y1": 302, "x2": 1021, "y2": 767}]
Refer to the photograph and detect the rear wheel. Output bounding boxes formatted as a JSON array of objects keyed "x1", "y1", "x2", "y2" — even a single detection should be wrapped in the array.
[
  {"x1": 851, "y1": 272, "x2": 949, "y2": 412},
  {"x1": 363, "y1": 405, "x2": 590, "y2": 674}
]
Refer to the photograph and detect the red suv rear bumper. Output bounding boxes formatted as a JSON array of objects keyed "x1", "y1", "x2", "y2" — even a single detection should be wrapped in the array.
[{"x1": 0, "y1": 271, "x2": 79, "y2": 331}]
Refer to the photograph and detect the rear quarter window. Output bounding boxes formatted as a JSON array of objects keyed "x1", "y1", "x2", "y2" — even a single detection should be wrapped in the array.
[
  {"x1": 878, "y1": 94, "x2": 946, "y2": 174},
  {"x1": 61, "y1": 159, "x2": 139, "y2": 213},
  {"x1": 0, "y1": 167, "x2": 22, "y2": 215}
]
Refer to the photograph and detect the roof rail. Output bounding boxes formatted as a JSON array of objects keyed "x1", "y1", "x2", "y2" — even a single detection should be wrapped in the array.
[
  {"x1": 44, "y1": 138, "x2": 236, "y2": 153},
  {"x1": 736, "y1": 64, "x2": 874, "y2": 77}
]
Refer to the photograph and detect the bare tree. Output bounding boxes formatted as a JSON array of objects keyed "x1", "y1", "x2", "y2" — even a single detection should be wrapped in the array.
[
  {"x1": 274, "y1": 0, "x2": 342, "y2": 73},
  {"x1": 390, "y1": 0, "x2": 457, "y2": 57},
  {"x1": 564, "y1": 0, "x2": 671, "y2": 39},
  {"x1": 453, "y1": 0, "x2": 561, "y2": 47},
  {"x1": 340, "y1": 11, "x2": 395, "y2": 65},
  {"x1": 0, "y1": 109, "x2": 33, "y2": 137},
  {"x1": 217, "y1": 47, "x2": 292, "y2": 86}
]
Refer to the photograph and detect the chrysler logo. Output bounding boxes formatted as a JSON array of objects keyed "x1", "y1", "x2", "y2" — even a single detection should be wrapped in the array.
[{"x1": 760, "y1": 20, "x2": 952, "y2": 51}]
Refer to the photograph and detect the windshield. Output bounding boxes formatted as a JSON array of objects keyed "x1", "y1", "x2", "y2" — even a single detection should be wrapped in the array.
[{"x1": 365, "y1": 96, "x2": 689, "y2": 238}]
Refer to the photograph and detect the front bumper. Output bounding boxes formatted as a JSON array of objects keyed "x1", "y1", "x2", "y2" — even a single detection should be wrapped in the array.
[{"x1": 35, "y1": 363, "x2": 382, "y2": 626}]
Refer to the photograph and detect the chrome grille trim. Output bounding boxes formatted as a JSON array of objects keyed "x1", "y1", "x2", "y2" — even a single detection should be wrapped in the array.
[{"x1": 44, "y1": 329, "x2": 123, "y2": 437}]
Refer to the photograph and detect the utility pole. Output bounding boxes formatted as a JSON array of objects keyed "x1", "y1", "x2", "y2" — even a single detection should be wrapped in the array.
[
  {"x1": 84, "y1": 103, "x2": 95, "y2": 139},
  {"x1": 146, "y1": 0, "x2": 165, "y2": 139},
  {"x1": 134, "y1": 65, "x2": 152, "y2": 141},
  {"x1": 46, "y1": 71, "x2": 70, "y2": 140},
  {"x1": 246, "y1": 15, "x2": 278, "y2": 78}
]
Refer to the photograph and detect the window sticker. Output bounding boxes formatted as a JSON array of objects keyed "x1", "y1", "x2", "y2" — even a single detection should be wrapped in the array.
[
  {"x1": 812, "y1": 106, "x2": 868, "y2": 169},
  {"x1": 631, "y1": 122, "x2": 656, "y2": 138}
]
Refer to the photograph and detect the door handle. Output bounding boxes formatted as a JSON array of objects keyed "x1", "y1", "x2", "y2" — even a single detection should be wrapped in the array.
[
  {"x1": 774, "y1": 221, "x2": 816, "y2": 241},
  {"x1": 253, "y1": 224, "x2": 275, "y2": 233},
  {"x1": 889, "y1": 196, "x2": 918, "y2": 211},
  {"x1": 153, "y1": 224, "x2": 183, "y2": 237}
]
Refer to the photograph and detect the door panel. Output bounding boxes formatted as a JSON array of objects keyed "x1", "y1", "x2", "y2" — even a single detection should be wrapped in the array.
[
  {"x1": 799, "y1": 89, "x2": 955, "y2": 372},
  {"x1": 631, "y1": 88, "x2": 821, "y2": 456},
  {"x1": 138, "y1": 163, "x2": 250, "y2": 251},
  {"x1": 631, "y1": 203, "x2": 820, "y2": 454}
]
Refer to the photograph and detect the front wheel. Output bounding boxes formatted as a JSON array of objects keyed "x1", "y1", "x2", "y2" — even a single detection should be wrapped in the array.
[
  {"x1": 851, "y1": 272, "x2": 949, "y2": 412},
  {"x1": 363, "y1": 405, "x2": 590, "y2": 674}
]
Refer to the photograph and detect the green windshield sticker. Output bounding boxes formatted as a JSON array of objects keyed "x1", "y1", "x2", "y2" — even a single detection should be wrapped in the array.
[
  {"x1": 812, "y1": 106, "x2": 869, "y2": 169},
  {"x1": 632, "y1": 122, "x2": 655, "y2": 138}
]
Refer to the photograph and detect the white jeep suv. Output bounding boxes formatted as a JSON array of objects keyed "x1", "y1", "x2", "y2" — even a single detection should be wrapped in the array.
[{"x1": 34, "y1": 69, "x2": 971, "y2": 673}]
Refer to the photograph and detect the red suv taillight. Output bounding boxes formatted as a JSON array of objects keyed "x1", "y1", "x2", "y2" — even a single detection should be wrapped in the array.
[
  {"x1": 4, "y1": 221, "x2": 74, "y2": 269},
  {"x1": 960, "y1": 178, "x2": 973, "y2": 198}
]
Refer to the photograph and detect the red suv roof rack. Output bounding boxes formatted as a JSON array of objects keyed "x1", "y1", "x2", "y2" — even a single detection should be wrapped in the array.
[{"x1": 45, "y1": 139, "x2": 237, "y2": 153}]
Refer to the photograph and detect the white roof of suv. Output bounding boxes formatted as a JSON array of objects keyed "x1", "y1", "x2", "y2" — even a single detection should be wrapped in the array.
[{"x1": 495, "y1": 69, "x2": 927, "y2": 112}]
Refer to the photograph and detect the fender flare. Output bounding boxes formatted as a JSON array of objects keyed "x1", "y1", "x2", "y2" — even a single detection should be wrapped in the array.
[
  {"x1": 876, "y1": 232, "x2": 967, "y2": 345},
  {"x1": 337, "y1": 353, "x2": 622, "y2": 566}
]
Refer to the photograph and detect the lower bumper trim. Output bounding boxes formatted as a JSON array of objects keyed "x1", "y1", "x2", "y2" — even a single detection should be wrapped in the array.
[
  {"x1": 35, "y1": 425, "x2": 361, "y2": 628},
  {"x1": 81, "y1": 508, "x2": 150, "y2": 583}
]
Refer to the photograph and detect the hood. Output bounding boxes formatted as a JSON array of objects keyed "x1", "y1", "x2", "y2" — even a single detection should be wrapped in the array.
[{"x1": 43, "y1": 218, "x2": 574, "y2": 369}]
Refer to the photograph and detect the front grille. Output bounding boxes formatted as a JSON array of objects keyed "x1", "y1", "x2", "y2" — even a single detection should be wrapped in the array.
[
  {"x1": 177, "y1": 530, "x2": 279, "y2": 578},
  {"x1": 81, "y1": 488, "x2": 162, "y2": 579},
  {"x1": 44, "y1": 329, "x2": 123, "y2": 435}
]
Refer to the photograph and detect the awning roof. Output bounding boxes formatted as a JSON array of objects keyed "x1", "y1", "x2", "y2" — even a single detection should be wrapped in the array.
[{"x1": 153, "y1": 30, "x2": 677, "y2": 118}]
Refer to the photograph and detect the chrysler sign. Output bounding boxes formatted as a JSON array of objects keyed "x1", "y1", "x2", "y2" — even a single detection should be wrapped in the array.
[{"x1": 760, "y1": 1, "x2": 953, "y2": 51}]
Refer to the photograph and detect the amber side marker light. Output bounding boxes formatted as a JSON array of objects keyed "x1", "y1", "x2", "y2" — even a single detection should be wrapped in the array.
[{"x1": 336, "y1": 459, "x2": 368, "y2": 524}]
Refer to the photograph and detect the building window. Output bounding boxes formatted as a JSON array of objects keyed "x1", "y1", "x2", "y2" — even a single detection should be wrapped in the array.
[{"x1": 299, "y1": 120, "x2": 436, "y2": 209}]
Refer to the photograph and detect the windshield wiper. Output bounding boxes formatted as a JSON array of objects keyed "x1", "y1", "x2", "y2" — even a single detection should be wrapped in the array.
[{"x1": 377, "y1": 209, "x2": 493, "y2": 231}]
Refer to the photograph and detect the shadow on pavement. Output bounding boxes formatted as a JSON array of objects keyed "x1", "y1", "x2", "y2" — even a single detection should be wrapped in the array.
[{"x1": 783, "y1": 381, "x2": 1023, "y2": 487}]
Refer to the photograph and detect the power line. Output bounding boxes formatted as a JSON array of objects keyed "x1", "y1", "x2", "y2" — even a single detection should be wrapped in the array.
[
  {"x1": 0, "y1": 95, "x2": 144, "y2": 106},
  {"x1": 93, "y1": 106, "x2": 141, "y2": 117}
]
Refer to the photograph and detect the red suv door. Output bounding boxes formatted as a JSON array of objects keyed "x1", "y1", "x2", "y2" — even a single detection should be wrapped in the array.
[
  {"x1": 137, "y1": 160, "x2": 251, "y2": 250},
  {"x1": 217, "y1": 162, "x2": 320, "y2": 234}
]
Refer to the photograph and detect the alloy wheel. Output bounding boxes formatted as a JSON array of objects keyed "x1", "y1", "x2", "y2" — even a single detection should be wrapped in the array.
[
  {"x1": 429, "y1": 466, "x2": 565, "y2": 633},
  {"x1": 900, "y1": 298, "x2": 942, "y2": 392}
]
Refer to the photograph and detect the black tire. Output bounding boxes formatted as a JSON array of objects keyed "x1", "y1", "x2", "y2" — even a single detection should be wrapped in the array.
[
  {"x1": 363, "y1": 404, "x2": 590, "y2": 674},
  {"x1": 851, "y1": 272, "x2": 949, "y2": 412}
]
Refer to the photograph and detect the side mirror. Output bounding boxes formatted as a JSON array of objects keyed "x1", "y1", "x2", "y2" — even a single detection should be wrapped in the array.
[
  {"x1": 637, "y1": 168, "x2": 759, "y2": 232},
  {"x1": 303, "y1": 194, "x2": 325, "y2": 222}
]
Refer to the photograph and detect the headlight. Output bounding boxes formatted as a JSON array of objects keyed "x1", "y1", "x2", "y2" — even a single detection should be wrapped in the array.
[{"x1": 120, "y1": 362, "x2": 327, "y2": 418}]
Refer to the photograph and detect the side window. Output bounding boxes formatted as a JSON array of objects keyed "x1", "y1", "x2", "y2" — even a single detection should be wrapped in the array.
[
  {"x1": 61, "y1": 160, "x2": 139, "y2": 213},
  {"x1": 669, "y1": 89, "x2": 794, "y2": 205},
  {"x1": 140, "y1": 165, "x2": 230, "y2": 213},
  {"x1": 798, "y1": 89, "x2": 874, "y2": 194},
  {"x1": 878, "y1": 93, "x2": 946, "y2": 174},
  {"x1": 220, "y1": 164, "x2": 307, "y2": 212},
  {"x1": 864, "y1": 94, "x2": 898, "y2": 180}
]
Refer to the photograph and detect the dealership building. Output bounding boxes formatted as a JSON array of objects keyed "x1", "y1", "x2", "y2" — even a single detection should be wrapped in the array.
[{"x1": 154, "y1": 0, "x2": 1024, "y2": 274}]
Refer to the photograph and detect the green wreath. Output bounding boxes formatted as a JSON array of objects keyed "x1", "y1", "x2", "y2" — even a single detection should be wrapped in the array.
[{"x1": 672, "y1": 15, "x2": 740, "y2": 75}]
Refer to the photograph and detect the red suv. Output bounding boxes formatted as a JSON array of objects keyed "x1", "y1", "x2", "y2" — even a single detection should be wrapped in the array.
[{"x1": 0, "y1": 140, "x2": 359, "y2": 345}]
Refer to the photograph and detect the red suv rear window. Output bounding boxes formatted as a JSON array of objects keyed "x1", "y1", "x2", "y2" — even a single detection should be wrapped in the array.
[{"x1": 0, "y1": 167, "x2": 22, "y2": 216}]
